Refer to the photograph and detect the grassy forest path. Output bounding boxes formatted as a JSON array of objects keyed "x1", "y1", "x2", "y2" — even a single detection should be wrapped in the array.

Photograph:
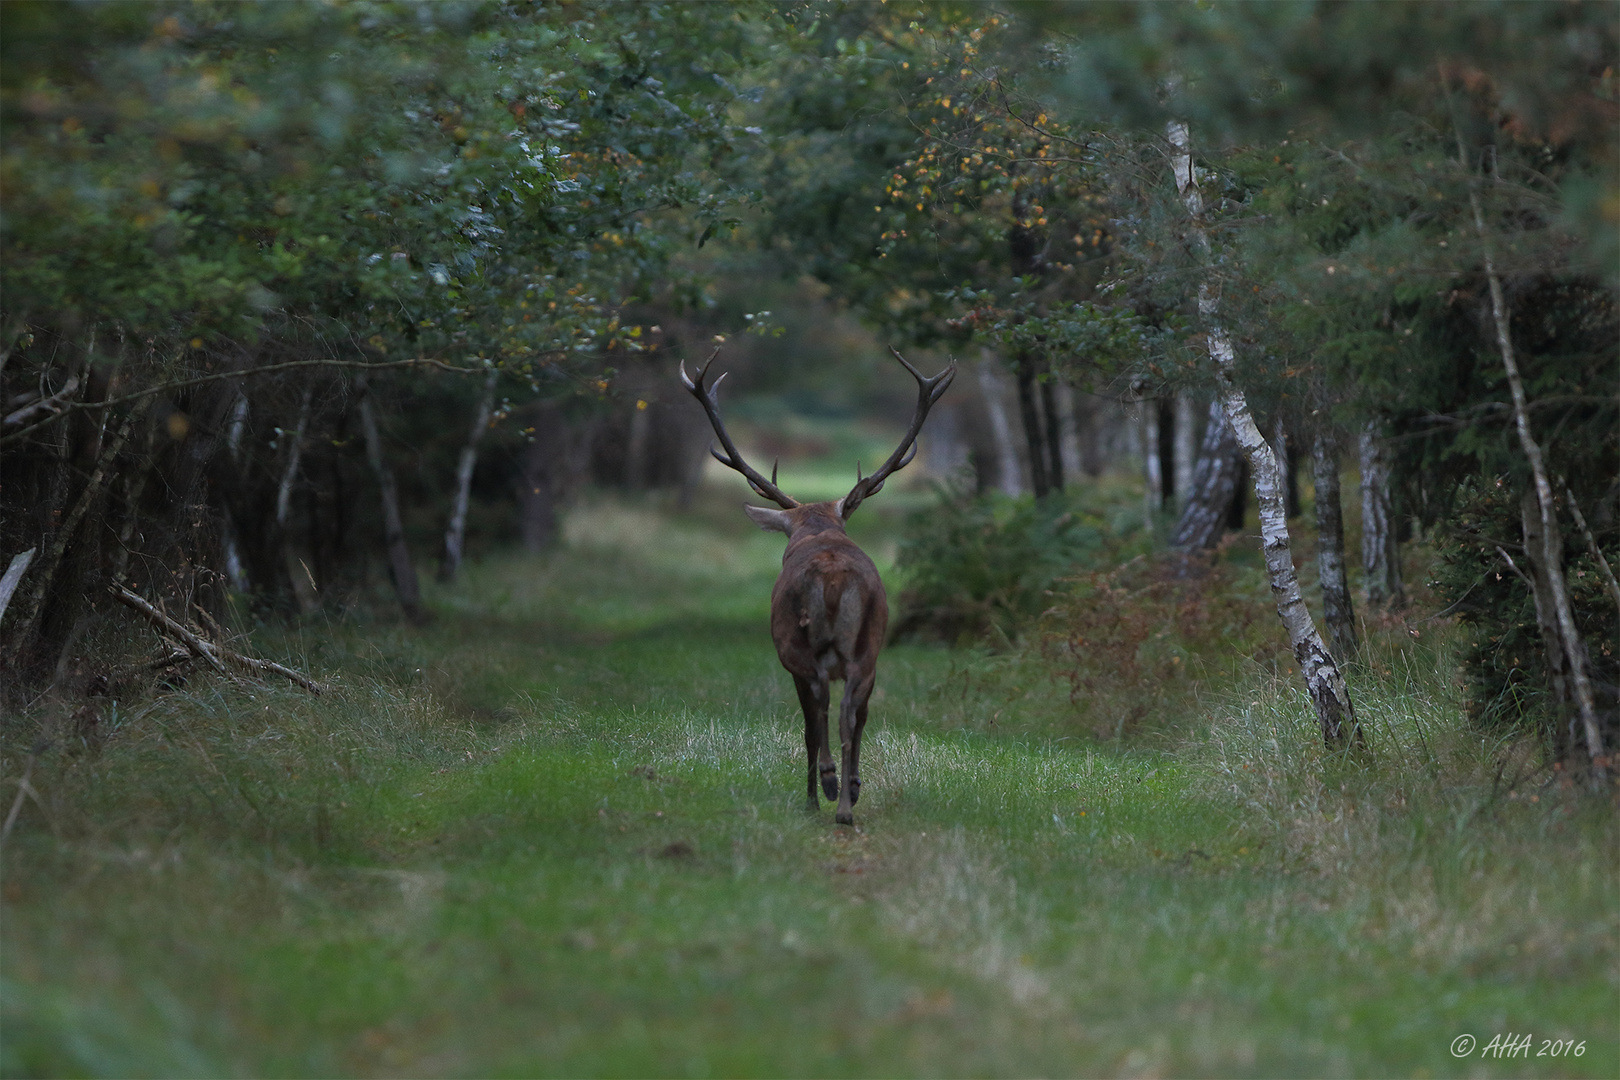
[{"x1": 4, "y1": 491, "x2": 1615, "y2": 1078}]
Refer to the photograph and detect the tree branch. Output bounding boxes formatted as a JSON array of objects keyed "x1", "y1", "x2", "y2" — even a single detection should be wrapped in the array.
[{"x1": 2, "y1": 356, "x2": 489, "y2": 446}]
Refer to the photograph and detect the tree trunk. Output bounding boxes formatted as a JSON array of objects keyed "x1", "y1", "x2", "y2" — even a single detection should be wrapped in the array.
[
  {"x1": 1450, "y1": 107, "x2": 1608, "y2": 778},
  {"x1": 1054, "y1": 379, "x2": 1083, "y2": 483},
  {"x1": 441, "y1": 368, "x2": 499, "y2": 582},
  {"x1": 977, "y1": 353, "x2": 1024, "y2": 497},
  {"x1": 1173, "y1": 392, "x2": 1197, "y2": 508},
  {"x1": 12, "y1": 398, "x2": 149, "y2": 652},
  {"x1": 220, "y1": 394, "x2": 251, "y2": 594},
  {"x1": 1171, "y1": 397, "x2": 1242, "y2": 549},
  {"x1": 275, "y1": 386, "x2": 319, "y2": 614},
  {"x1": 1312, "y1": 429, "x2": 1358, "y2": 660},
  {"x1": 1170, "y1": 118, "x2": 1358, "y2": 746},
  {"x1": 1518, "y1": 491, "x2": 1578, "y2": 761},
  {"x1": 1039, "y1": 373, "x2": 1064, "y2": 493},
  {"x1": 1358, "y1": 420, "x2": 1404, "y2": 610},
  {"x1": 1272, "y1": 420, "x2": 1300, "y2": 518},
  {"x1": 1140, "y1": 395, "x2": 1163, "y2": 521},
  {"x1": 355, "y1": 374, "x2": 426, "y2": 624},
  {"x1": 1012, "y1": 354, "x2": 1049, "y2": 498},
  {"x1": 625, "y1": 398, "x2": 652, "y2": 491},
  {"x1": 108, "y1": 420, "x2": 155, "y2": 587},
  {"x1": 516, "y1": 438, "x2": 559, "y2": 552}
]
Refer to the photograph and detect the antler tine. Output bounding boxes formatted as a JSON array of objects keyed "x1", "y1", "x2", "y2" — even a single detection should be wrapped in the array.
[
  {"x1": 840, "y1": 349, "x2": 957, "y2": 520},
  {"x1": 678, "y1": 351, "x2": 799, "y2": 509}
]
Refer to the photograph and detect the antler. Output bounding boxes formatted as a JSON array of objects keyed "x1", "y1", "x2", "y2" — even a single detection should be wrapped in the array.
[
  {"x1": 679, "y1": 348, "x2": 800, "y2": 509},
  {"x1": 840, "y1": 347, "x2": 957, "y2": 520}
]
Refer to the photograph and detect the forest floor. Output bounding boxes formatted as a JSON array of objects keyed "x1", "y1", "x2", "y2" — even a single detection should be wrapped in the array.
[{"x1": 2, "y1": 482, "x2": 1616, "y2": 1078}]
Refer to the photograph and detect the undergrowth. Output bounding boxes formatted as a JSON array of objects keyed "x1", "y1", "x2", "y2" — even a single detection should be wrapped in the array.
[{"x1": 2, "y1": 488, "x2": 1615, "y2": 1078}]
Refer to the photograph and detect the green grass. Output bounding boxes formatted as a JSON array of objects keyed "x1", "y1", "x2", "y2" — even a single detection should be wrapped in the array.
[{"x1": 2, "y1": 485, "x2": 1615, "y2": 1078}]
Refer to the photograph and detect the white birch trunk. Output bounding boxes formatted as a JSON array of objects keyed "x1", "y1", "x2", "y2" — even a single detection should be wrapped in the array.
[
  {"x1": 275, "y1": 387, "x2": 318, "y2": 614},
  {"x1": 1464, "y1": 181, "x2": 1607, "y2": 776},
  {"x1": 1445, "y1": 92, "x2": 1606, "y2": 776},
  {"x1": 1141, "y1": 396, "x2": 1163, "y2": 521},
  {"x1": 0, "y1": 549, "x2": 36, "y2": 628},
  {"x1": 1173, "y1": 392, "x2": 1197, "y2": 508},
  {"x1": 978, "y1": 352, "x2": 1024, "y2": 497},
  {"x1": 221, "y1": 394, "x2": 250, "y2": 593},
  {"x1": 275, "y1": 387, "x2": 313, "y2": 529},
  {"x1": 441, "y1": 368, "x2": 499, "y2": 582},
  {"x1": 1358, "y1": 421, "x2": 1403, "y2": 609},
  {"x1": 1312, "y1": 429, "x2": 1357, "y2": 660},
  {"x1": 1170, "y1": 119, "x2": 1358, "y2": 745}
]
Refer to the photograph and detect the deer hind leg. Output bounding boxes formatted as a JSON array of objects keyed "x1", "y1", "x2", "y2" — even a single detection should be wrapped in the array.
[
  {"x1": 834, "y1": 666, "x2": 874, "y2": 825},
  {"x1": 838, "y1": 666, "x2": 876, "y2": 817},
  {"x1": 849, "y1": 674, "x2": 874, "y2": 806},
  {"x1": 793, "y1": 674, "x2": 832, "y2": 809}
]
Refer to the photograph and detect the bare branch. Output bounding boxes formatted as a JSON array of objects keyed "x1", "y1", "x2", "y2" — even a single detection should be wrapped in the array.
[
  {"x1": 111, "y1": 584, "x2": 326, "y2": 694},
  {"x1": 3, "y1": 375, "x2": 81, "y2": 426},
  {"x1": 1, "y1": 356, "x2": 488, "y2": 447}
]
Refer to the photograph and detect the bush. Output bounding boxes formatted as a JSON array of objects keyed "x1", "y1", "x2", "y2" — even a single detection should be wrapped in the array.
[
  {"x1": 1040, "y1": 545, "x2": 1287, "y2": 741},
  {"x1": 890, "y1": 481, "x2": 1148, "y2": 646}
]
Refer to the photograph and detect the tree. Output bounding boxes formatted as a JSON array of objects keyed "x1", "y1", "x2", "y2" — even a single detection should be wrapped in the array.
[{"x1": 0, "y1": 0, "x2": 767, "y2": 691}]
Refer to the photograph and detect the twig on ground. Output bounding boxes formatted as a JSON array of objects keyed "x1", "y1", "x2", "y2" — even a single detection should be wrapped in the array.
[{"x1": 111, "y1": 584, "x2": 325, "y2": 694}]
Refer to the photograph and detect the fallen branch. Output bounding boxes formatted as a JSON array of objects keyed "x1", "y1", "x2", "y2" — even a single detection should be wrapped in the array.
[{"x1": 111, "y1": 584, "x2": 325, "y2": 694}]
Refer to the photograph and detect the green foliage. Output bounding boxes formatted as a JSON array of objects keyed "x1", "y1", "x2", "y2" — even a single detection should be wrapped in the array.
[
  {"x1": 0, "y1": 0, "x2": 762, "y2": 366},
  {"x1": 891, "y1": 480, "x2": 1149, "y2": 645}
]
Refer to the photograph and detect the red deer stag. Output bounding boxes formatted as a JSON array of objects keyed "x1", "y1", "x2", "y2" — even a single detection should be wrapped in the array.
[{"x1": 681, "y1": 347, "x2": 955, "y2": 825}]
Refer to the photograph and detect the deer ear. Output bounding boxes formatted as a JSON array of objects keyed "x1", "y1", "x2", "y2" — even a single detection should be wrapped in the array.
[{"x1": 743, "y1": 504, "x2": 793, "y2": 534}]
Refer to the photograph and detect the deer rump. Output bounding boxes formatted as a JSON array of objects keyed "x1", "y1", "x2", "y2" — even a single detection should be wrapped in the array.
[
  {"x1": 769, "y1": 534, "x2": 888, "y2": 818},
  {"x1": 771, "y1": 542, "x2": 888, "y2": 686}
]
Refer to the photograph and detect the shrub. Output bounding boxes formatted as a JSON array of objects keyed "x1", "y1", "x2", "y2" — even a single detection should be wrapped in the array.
[
  {"x1": 1040, "y1": 545, "x2": 1287, "y2": 740},
  {"x1": 890, "y1": 482, "x2": 1147, "y2": 646}
]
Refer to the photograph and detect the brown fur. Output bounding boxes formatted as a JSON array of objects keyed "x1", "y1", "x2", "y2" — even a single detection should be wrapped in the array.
[
  {"x1": 681, "y1": 347, "x2": 954, "y2": 825},
  {"x1": 754, "y1": 502, "x2": 887, "y2": 824}
]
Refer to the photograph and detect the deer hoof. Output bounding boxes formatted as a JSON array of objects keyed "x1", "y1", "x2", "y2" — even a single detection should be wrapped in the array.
[
  {"x1": 820, "y1": 764, "x2": 838, "y2": 801},
  {"x1": 805, "y1": 795, "x2": 820, "y2": 812},
  {"x1": 848, "y1": 777, "x2": 861, "y2": 805},
  {"x1": 835, "y1": 810, "x2": 854, "y2": 826}
]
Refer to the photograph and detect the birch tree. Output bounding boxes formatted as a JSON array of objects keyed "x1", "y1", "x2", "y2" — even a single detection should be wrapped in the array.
[
  {"x1": 1447, "y1": 95, "x2": 1608, "y2": 779},
  {"x1": 1169, "y1": 120, "x2": 1359, "y2": 746}
]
